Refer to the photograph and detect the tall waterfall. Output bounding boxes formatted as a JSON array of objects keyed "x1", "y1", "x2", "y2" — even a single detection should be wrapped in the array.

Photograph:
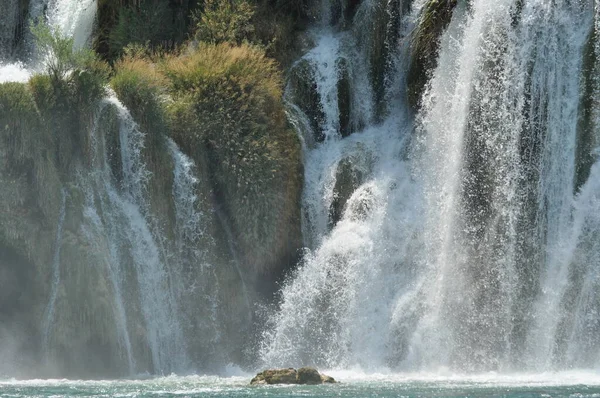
[{"x1": 262, "y1": 0, "x2": 600, "y2": 372}]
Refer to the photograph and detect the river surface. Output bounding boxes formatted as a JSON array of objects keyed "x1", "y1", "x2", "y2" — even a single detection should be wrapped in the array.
[{"x1": 3, "y1": 372, "x2": 600, "y2": 397}]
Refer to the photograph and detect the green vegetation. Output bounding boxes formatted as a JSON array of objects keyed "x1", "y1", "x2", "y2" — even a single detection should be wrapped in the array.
[
  {"x1": 97, "y1": 0, "x2": 197, "y2": 60},
  {"x1": 31, "y1": 20, "x2": 101, "y2": 82},
  {"x1": 194, "y1": 0, "x2": 256, "y2": 45},
  {"x1": 0, "y1": 82, "x2": 44, "y2": 171},
  {"x1": 111, "y1": 47, "x2": 166, "y2": 127}
]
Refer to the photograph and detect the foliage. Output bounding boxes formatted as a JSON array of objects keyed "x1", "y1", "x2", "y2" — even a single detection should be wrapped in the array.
[
  {"x1": 111, "y1": 47, "x2": 166, "y2": 122},
  {"x1": 108, "y1": 1, "x2": 182, "y2": 60},
  {"x1": 271, "y1": 0, "x2": 313, "y2": 20},
  {"x1": 30, "y1": 19, "x2": 109, "y2": 113},
  {"x1": 252, "y1": 0, "x2": 300, "y2": 65},
  {"x1": 31, "y1": 20, "x2": 97, "y2": 82},
  {"x1": 194, "y1": 0, "x2": 256, "y2": 45}
]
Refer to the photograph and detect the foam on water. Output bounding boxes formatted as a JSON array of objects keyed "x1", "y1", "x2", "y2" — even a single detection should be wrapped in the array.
[{"x1": 0, "y1": 62, "x2": 31, "y2": 83}]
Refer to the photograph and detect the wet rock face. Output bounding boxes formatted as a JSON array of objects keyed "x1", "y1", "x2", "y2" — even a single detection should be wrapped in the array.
[
  {"x1": 337, "y1": 57, "x2": 352, "y2": 138},
  {"x1": 288, "y1": 59, "x2": 326, "y2": 143},
  {"x1": 296, "y1": 366, "x2": 323, "y2": 384},
  {"x1": 250, "y1": 367, "x2": 336, "y2": 385},
  {"x1": 329, "y1": 146, "x2": 375, "y2": 228},
  {"x1": 407, "y1": 0, "x2": 458, "y2": 110}
]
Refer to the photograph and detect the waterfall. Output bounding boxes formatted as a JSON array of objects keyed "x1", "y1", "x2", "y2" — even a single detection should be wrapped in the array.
[
  {"x1": 168, "y1": 138, "x2": 224, "y2": 358},
  {"x1": 46, "y1": 0, "x2": 96, "y2": 50},
  {"x1": 262, "y1": 0, "x2": 600, "y2": 372},
  {"x1": 101, "y1": 95, "x2": 188, "y2": 374},
  {"x1": 41, "y1": 188, "x2": 67, "y2": 358},
  {"x1": 59, "y1": 95, "x2": 191, "y2": 375}
]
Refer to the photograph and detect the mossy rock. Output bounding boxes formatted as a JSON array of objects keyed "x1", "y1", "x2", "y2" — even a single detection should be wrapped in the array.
[
  {"x1": 296, "y1": 366, "x2": 322, "y2": 384},
  {"x1": 574, "y1": 22, "x2": 599, "y2": 193},
  {"x1": 251, "y1": 368, "x2": 298, "y2": 385},
  {"x1": 407, "y1": 0, "x2": 458, "y2": 110},
  {"x1": 329, "y1": 146, "x2": 374, "y2": 227},
  {"x1": 288, "y1": 58, "x2": 326, "y2": 142},
  {"x1": 0, "y1": 0, "x2": 29, "y2": 58},
  {"x1": 344, "y1": 0, "x2": 362, "y2": 23},
  {"x1": 353, "y1": 0, "x2": 404, "y2": 121},
  {"x1": 250, "y1": 367, "x2": 336, "y2": 385}
]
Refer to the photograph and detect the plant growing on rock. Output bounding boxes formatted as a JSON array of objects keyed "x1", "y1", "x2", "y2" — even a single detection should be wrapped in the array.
[
  {"x1": 31, "y1": 20, "x2": 101, "y2": 82},
  {"x1": 194, "y1": 0, "x2": 256, "y2": 45}
]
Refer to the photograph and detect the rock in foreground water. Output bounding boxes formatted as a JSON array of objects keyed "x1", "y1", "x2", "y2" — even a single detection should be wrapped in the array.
[{"x1": 250, "y1": 367, "x2": 336, "y2": 385}]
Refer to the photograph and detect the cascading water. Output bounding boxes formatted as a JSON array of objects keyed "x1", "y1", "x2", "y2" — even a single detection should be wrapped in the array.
[
  {"x1": 46, "y1": 0, "x2": 96, "y2": 50},
  {"x1": 40, "y1": 188, "x2": 67, "y2": 359},
  {"x1": 81, "y1": 95, "x2": 188, "y2": 374},
  {"x1": 262, "y1": 0, "x2": 600, "y2": 373},
  {"x1": 168, "y1": 138, "x2": 225, "y2": 362}
]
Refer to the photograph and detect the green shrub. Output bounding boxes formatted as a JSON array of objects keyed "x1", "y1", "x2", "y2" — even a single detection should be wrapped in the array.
[
  {"x1": 31, "y1": 20, "x2": 97, "y2": 82},
  {"x1": 194, "y1": 0, "x2": 256, "y2": 45},
  {"x1": 97, "y1": 0, "x2": 197, "y2": 61},
  {"x1": 108, "y1": 2, "x2": 181, "y2": 59},
  {"x1": 0, "y1": 82, "x2": 44, "y2": 169},
  {"x1": 252, "y1": 0, "x2": 302, "y2": 66},
  {"x1": 30, "y1": 19, "x2": 109, "y2": 109},
  {"x1": 111, "y1": 49, "x2": 166, "y2": 123}
]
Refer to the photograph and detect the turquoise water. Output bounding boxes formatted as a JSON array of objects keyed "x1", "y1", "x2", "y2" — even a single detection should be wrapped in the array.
[{"x1": 3, "y1": 372, "x2": 600, "y2": 397}]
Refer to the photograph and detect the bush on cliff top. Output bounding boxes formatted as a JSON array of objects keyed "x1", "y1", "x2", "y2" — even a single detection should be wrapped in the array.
[{"x1": 111, "y1": 47, "x2": 166, "y2": 124}]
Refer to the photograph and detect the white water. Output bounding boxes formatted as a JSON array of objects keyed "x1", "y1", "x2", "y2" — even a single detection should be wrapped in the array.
[
  {"x1": 262, "y1": 0, "x2": 600, "y2": 373},
  {"x1": 67, "y1": 95, "x2": 191, "y2": 375},
  {"x1": 47, "y1": 0, "x2": 96, "y2": 50},
  {"x1": 107, "y1": 96, "x2": 188, "y2": 373}
]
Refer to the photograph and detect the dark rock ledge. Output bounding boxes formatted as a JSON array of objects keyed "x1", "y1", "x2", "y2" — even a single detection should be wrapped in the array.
[{"x1": 250, "y1": 367, "x2": 336, "y2": 385}]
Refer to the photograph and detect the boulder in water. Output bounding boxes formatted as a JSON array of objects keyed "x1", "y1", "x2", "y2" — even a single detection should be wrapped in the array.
[{"x1": 250, "y1": 367, "x2": 336, "y2": 385}]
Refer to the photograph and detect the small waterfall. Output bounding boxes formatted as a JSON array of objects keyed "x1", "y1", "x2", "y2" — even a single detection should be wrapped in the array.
[
  {"x1": 105, "y1": 95, "x2": 187, "y2": 373},
  {"x1": 40, "y1": 188, "x2": 67, "y2": 358},
  {"x1": 69, "y1": 95, "x2": 190, "y2": 374},
  {"x1": 46, "y1": 0, "x2": 96, "y2": 50},
  {"x1": 80, "y1": 99, "x2": 136, "y2": 374},
  {"x1": 168, "y1": 139, "x2": 223, "y2": 352}
]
